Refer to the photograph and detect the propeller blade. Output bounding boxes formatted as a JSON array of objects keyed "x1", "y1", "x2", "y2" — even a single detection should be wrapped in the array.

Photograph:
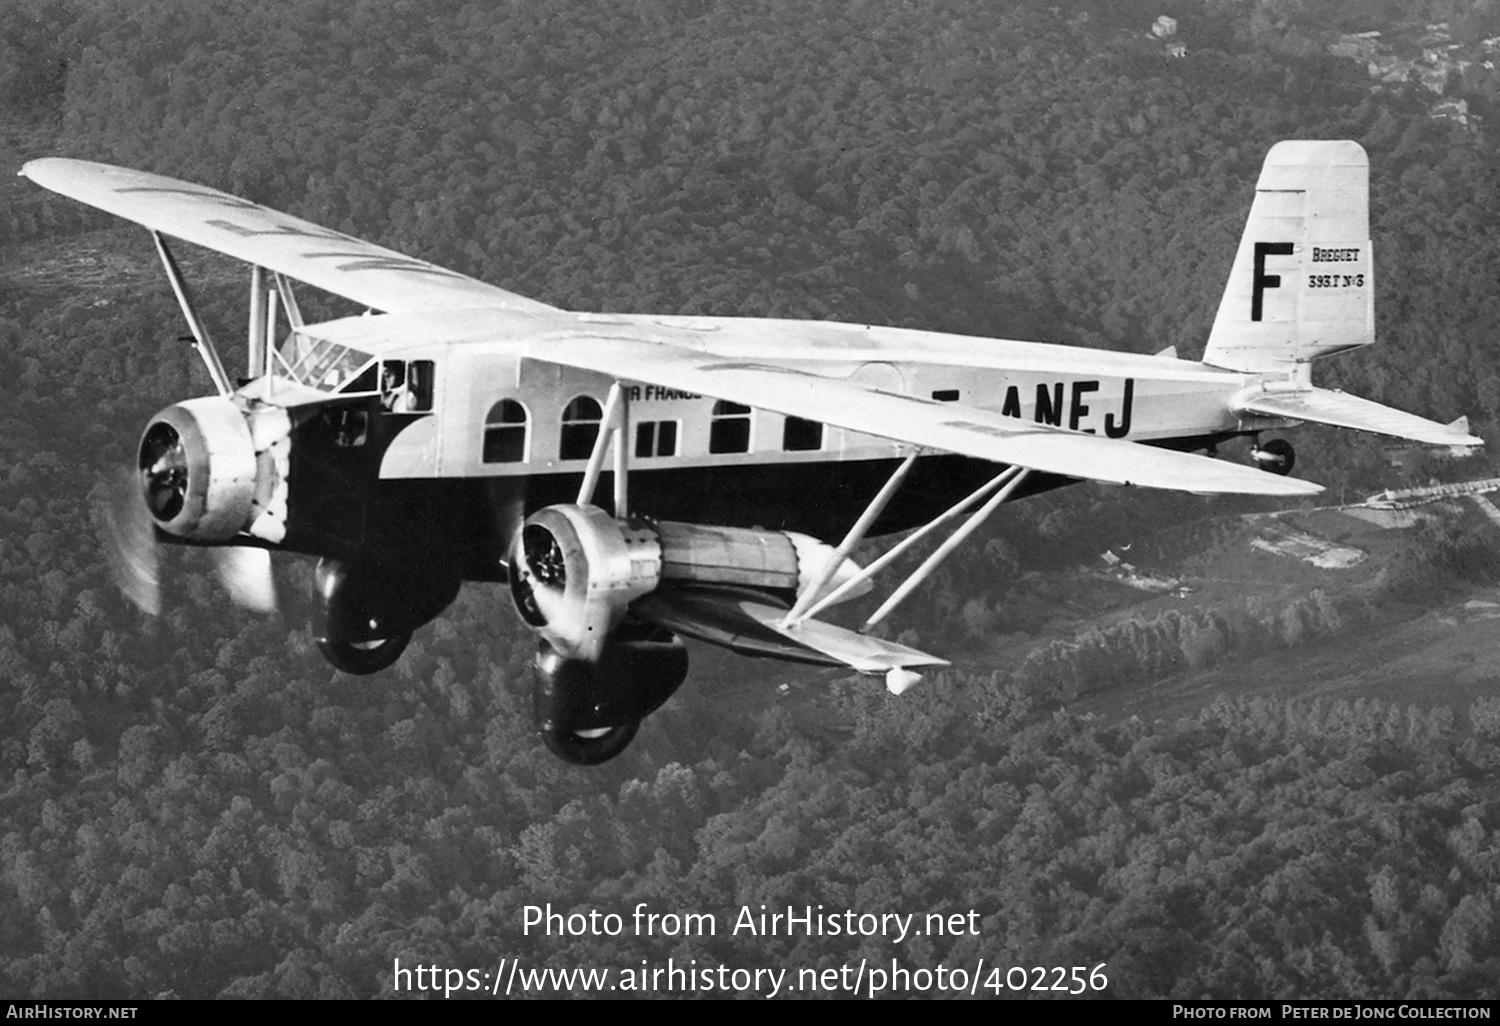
[
  {"x1": 213, "y1": 545, "x2": 277, "y2": 613},
  {"x1": 101, "y1": 469, "x2": 161, "y2": 616}
]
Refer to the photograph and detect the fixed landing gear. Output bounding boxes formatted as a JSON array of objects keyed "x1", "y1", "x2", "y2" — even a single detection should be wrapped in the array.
[
  {"x1": 316, "y1": 632, "x2": 412, "y2": 674},
  {"x1": 540, "y1": 720, "x2": 641, "y2": 765},
  {"x1": 1252, "y1": 437, "x2": 1296, "y2": 476},
  {"x1": 531, "y1": 626, "x2": 689, "y2": 766}
]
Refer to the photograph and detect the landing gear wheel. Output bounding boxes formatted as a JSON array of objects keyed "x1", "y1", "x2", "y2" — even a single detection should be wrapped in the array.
[
  {"x1": 541, "y1": 720, "x2": 640, "y2": 765},
  {"x1": 316, "y1": 632, "x2": 411, "y2": 674},
  {"x1": 1253, "y1": 437, "x2": 1296, "y2": 476}
]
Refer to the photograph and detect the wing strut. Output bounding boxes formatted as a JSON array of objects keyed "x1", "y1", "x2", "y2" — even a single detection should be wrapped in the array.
[
  {"x1": 781, "y1": 453, "x2": 917, "y2": 625},
  {"x1": 273, "y1": 272, "x2": 304, "y2": 329},
  {"x1": 576, "y1": 382, "x2": 630, "y2": 515},
  {"x1": 785, "y1": 464, "x2": 1031, "y2": 630},
  {"x1": 151, "y1": 231, "x2": 233, "y2": 396},
  {"x1": 864, "y1": 467, "x2": 1029, "y2": 630},
  {"x1": 247, "y1": 265, "x2": 267, "y2": 383}
]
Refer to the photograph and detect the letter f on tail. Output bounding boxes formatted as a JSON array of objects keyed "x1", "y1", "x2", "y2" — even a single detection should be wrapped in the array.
[{"x1": 1204, "y1": 140, "x2": 1372, "y2": 373}]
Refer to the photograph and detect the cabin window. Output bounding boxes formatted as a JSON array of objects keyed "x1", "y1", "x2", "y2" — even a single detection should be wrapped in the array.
[
  {"x1": 931, "y1": 389, "x2": 960, "y2": 402},
  {"x1": 560, "y1": 395, "x2": 603, "y2": 460},
  {"x1": 483, "y1": 399, "x2": 529, "y2": 463},
  {"x1": 782, "y1": 416, "x2": 823, "y2": 451},
  {"x1": 635, "y1": 420, "x2": 679, "y2": 458},
  {"x1": 709, "y1": 401, "x2": 752, "y2": 454}
]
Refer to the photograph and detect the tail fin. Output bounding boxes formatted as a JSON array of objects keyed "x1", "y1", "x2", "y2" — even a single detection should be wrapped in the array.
[{"x1": 1203, "y1": 140, "x2": 1372, "y2": 373}]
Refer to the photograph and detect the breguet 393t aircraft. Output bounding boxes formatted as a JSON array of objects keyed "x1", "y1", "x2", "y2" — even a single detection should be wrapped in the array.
[{"x1": 21, "y1": 141, "x2": 1480, "y2": 763}]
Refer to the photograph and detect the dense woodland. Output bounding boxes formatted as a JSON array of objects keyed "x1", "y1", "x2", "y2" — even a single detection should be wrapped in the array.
[{"x1": 2, "y1": 0, "x2": 1500, "y2": 999}]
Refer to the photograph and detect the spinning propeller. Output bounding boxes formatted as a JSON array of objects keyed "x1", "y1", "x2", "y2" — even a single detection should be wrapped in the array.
[{"x1": 102, "y1": 405, "x2": 279, "y2": 617}]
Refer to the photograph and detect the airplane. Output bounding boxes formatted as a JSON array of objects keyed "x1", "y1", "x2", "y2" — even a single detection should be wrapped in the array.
[{"x1": 20, "y1": 140, "x2": 1480, "y2": 764}]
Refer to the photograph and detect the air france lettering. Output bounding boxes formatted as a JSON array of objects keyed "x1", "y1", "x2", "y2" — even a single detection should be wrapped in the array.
[
  {"x1": 996, "y1": 378, "x2": 1134, "y2": 438},
  {"x1": 202, "y1": 219, "x2": 472, "y2": 280},
  {"x1": 203, "y1": 216, "x2": 349, "y2": 245},
  {"x1": 627, "y1": 385, "x2": 701, "y2": 402}
]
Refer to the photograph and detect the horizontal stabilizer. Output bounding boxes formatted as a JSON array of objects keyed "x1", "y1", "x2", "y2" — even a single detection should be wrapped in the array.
[
  {"x1": 1233, "y1": 387, "x2": 1483, "y2": 447},
  {"x1": 635, "y1": 588, "x2": 948, "y2": 674}
]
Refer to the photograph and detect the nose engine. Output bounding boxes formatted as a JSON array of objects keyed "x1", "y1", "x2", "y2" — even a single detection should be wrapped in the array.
[
  {"x1": 138, "y1": 396, "x2": 260, "y2": 541},
  {"x1": 107, "y1": 395, "x2": 287, "y2": 619}
]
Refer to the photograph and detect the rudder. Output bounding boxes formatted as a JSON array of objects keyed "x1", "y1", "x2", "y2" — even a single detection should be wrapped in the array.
[{"x1": 1203, "y1": 140, "x2": 1373, "y2": 373}]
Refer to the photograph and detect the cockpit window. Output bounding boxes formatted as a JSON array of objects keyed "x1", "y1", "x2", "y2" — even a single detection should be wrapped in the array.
[
  {"x1": 343, "y1": 363, "x2": 379, "y2": 394},
  {"x1": 278, "y1": 330, "x2": 375, "y2": 392},
  {"x1": 381, "y1": 360, "x2": 434, "y2": 413}
]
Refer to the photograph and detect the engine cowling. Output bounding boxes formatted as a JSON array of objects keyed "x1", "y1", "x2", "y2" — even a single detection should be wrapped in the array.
[
  {"x1": 509, "y1": 505, "x2": 662, "y2": 663},
  {"x1": 138, "y1": 397, "x2": 259, "y2": 540},
  {"x1": 508, "y1": 504, "x2": 871, "y2": 662}
]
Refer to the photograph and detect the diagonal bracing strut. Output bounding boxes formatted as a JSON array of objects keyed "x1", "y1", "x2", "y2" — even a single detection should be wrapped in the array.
[
  {"x1": 152, "y1": 231, "x2": 233, "y2": 396},
  {"x1": 782, "y1": 462, "x2": 1031, "y2": 631}
]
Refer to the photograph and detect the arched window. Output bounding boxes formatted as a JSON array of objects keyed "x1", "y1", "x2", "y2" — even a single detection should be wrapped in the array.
[
  {"x1": 483, "y1": 399, "x2": 528, "y2": 463},
  {"x1": 560, "y1": 395, "x2": 603, "y2": 460},
  {"x1": 709, "y1": 400, "x2": 752, "y2": 454}
]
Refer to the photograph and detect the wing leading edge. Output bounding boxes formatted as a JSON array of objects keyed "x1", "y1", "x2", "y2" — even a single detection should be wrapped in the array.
[{"x1": 20, "y1": 158, "x2": 555, "y2": 316}]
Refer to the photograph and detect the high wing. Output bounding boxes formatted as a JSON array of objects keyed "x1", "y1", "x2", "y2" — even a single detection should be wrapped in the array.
[
  {"x1": 304, "y1": 306, "x2": 1325, "y2": 496},
  {"x1": 19, "y1": 158, "x2": 555, "y2": 315}
]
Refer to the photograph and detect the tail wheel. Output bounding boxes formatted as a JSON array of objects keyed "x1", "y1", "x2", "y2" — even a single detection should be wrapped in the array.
[
  {"x1": 1254, "y1": 438, "x2": 1296, "y2": 476},
  {"x1": 316, "y1": 632, "x2": 411, "y2": 674}
]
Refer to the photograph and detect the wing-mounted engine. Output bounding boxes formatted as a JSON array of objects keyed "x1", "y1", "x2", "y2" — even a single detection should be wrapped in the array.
[
  {"x1": 313, "y1": 557, "x2": 461, "y2": 674},
  {"x1": 509, "y1": 503, "x2": 869, "y2": 764},
  {"x1": 510, "y1": 505, "x2": 662, "y2": 663}
]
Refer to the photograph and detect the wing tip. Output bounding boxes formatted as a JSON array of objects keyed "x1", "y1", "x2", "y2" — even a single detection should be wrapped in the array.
[
  {"x1": 1177, "y1": 475, "x2": 1324, "y2": 498},
  {"x1": 1273, "y1": 478, "x2": 1325, "y2": 497},
  {"x1": 1239, "y1": 473, "x2": 1324, "y2": 497}
]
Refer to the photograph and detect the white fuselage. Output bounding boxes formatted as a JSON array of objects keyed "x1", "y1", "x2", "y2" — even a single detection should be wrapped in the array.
[{"x1": 283, "y1": 307, "x2": 1279, "y2": 482}]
